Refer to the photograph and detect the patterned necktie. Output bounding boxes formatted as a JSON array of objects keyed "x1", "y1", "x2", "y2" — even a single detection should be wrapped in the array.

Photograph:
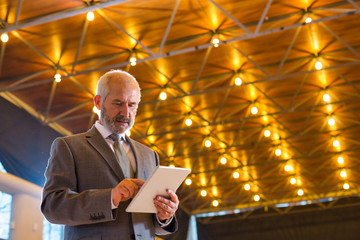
[{"x1": 109, "y1": 134, "x2": 134, "y2": 178}]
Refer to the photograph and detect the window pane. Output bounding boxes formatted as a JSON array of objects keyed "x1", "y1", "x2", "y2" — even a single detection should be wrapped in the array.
[
  {"x1": 0, "y1": 191, "x2": 12, "y2": 240},
  {"x1": 42, "y1": 219, "x2": 64, "y2": 240}
]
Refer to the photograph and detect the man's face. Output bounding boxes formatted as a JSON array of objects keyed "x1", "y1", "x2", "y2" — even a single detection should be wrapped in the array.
[{"x1": 98, "y1": 77, "x2": 139, "y2": 134}]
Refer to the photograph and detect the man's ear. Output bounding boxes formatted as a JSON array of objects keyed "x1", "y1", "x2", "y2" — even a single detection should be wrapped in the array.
[{"x1": 94, "y1": 95, "x2": 101, "y2": 110}]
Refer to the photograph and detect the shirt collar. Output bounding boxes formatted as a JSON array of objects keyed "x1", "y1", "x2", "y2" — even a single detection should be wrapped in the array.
[{"x1": 95, "y1": 121, "x2": 126, "y2": 141}]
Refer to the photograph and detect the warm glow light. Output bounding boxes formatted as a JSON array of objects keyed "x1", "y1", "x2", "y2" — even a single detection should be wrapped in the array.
[
  {"x1": 337, "y1": 156, "x2": 344, "y2": 165},
  {"x1": 244, "y1": 183, "x2": 250, "y2": 191},
  {"x1": 328, "y1": 118, "x2": 335, "y2": 126},
  {"x1": 297, "y1": 189, "x2": 304, "y2": 196},
  {"x1": 290, "y1": 177, "x2": 296, "y2": 184},
  {"x1": 340, "y1": 170, "x2": 347, "y2": 178},
  {"x1": 201, "y1": 190, "x2": 207, "y2": 197},
  {"x1": 159, "y1": 91, "x2": 167, "y2": 100},
  {"x1": 305, "y1": 17, "x2": 312, "y2": 23},
  {"x1": 251, "y1": 106, "x2": 258, "y2": 115},
  {"x1": 333, "y1": 140, "x2": 340, "y2": 148},
  {"x1": 315, "y1": 61, "x2": 323, "y2": 70},
  {"x1": 343, "y1": 183, "x2": 350, "y2": 190},
  {"x1": 275, "y1": 148, "x2": 282, "y2": 156},
  {"x1": 169, "y1": 164, "x2": 175, "y2": 168},
  {"x1": 235, "y1": 77, "x2": 242, "y2": 86},
  {"x1": 129, "y1": 57, "x2": 137, "y2": 66},
  {"x1": 185, "y1": 118, "x2": 192, "y2": 126},
  {"x1": 54, "y1": 73, "x2": 61, "y2": 83},
  {"x1": 284, "y1": 165, "x2": 293, "y2": 172},
  {"x1": 212, "y1": 200, "x2": 219, "y2": 207},
  {"x1": 205, "y1": 140, "x2": 212, "y2": 148},
  {"x1": 254, "y1": 195, "x2": 260, "y2": 201},
  {"x1": 323, "y1": 93, "x2": 330, "y2": 102},
  {"x1": 185, "y1": 178, "x2": 192, "y2": 185},
  {"x1": 125, "y1": 130, "x2": 131, "y2": 137},
  {"x1": 264, "y1": 130, "x2": 271, "y2": 137},
  {"x1": 86, "y1": 11, "x2": 95, "y2": 21},
  {"x1": 233, "y1": 172, "x2": 239, "y2": 179},
  {"x1": 212, "y1": 37, "x2": 219, "y2": 47},
  {"x1": 1, "y1": 33, "x2": 9, "y2": 43},
  {"x1": 220, "y1": 157, "x2": 227, "y2": 165}
]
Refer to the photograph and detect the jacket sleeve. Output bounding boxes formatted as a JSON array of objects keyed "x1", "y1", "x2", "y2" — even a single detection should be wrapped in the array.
[{"x1": 41, "y1": 137, "x2": 115, "y2": 226}]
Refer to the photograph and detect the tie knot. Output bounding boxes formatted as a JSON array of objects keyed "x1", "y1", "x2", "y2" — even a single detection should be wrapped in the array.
[{"x1": 109, "y1": 133, "x2": 119, "y2": 142}]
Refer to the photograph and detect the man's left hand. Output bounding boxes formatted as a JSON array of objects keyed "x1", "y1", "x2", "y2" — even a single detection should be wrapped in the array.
[{"x1": 154, "y1": 189, "x2": 179, "y2": 221}]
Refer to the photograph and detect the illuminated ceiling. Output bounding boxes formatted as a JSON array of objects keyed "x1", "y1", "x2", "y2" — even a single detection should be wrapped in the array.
[{"x1": 1, "y1": 0, "x2": 360, "y2": 216}]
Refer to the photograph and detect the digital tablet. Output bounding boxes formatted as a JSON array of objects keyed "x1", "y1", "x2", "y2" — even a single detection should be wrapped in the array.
[{"x1": 126, "y1": 166, "x2": 191, "y2": 213}]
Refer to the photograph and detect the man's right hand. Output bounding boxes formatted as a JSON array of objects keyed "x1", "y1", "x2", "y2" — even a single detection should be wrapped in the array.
[{"x1": 111, "y1": 179, "x2": 145, "y2": 206}]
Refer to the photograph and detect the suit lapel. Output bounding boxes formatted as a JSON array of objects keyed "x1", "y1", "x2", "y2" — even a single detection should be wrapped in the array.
[{"x1": 86, "y1": 126, "x2": 125, "y2": 181}]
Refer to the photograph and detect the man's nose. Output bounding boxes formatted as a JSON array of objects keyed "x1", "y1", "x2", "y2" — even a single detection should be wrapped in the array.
[{"x1": 120, "y1": 104, "x2": 130, "y2": 117}]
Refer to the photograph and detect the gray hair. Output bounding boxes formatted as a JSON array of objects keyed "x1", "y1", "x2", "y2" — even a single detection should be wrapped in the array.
[{"x1": 96, "y1": 69, "x2": 141, "y2": 102}]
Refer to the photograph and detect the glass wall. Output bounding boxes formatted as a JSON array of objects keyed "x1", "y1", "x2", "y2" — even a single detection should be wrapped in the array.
[{"x1": 0, "y1": 162, "x2": 11, "y2": 240}]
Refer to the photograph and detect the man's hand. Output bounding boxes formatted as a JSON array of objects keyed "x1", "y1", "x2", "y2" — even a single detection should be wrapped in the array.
[
  {"x1": 154, "y1": 189, "x2": 179, "y2": 221},
  {"x1": 112, "y1": 179, "x2": 144, "y2": 206}
]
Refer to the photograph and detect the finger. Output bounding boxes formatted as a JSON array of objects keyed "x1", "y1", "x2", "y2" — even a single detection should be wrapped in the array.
[
  {"x1": 167, "y1": 189, "x2": 179, "y2": 205},
  {"x1": 131, "y1": 178, "x2": 145, "y2": 188}
]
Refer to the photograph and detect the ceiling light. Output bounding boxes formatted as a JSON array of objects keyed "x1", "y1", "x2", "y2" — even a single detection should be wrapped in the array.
[
  {"x1": 125, "y1": 130, "x2": 131, "y2": 137},
  {"x1": 333, "y1": 140, "x2": 340, "y2": 148},
  {"x1": 305, "y1": 17, "x2": 312, "y2": 23},
  {"x1": 201, "y1": 190, "x2": 207, "y2": 197},
  {"x1": 169, "y1": 164, "x2": 175, "y2": 168},
  {"x1": 185, "y1": 178, "x2": 192, "y2": 185},
  {"x1": 275, "y1": 148, "x2": 282, "y2": 156},
  {"x1": 254, "y1": 195, "x2": 260, "y2": 201},
  {"x1": 343, "y1": 183, "x2": 349, "y2": 190},
  {"x1": 204, "y1": 140, "x2": 212, "y2": 148},
  {"x1": 185, "y1": 118, "x2": 192, "y2": 126},
  {"x1": 54, "y1": 73, "x2": 61, "y2": 83},
  {"x1": 244, "y1": 183, "x2": 250, "y2": 191},
  {"x1": 340, "y1": 170, "x2": 347, "y2": 178},
  {"x1": 290, "y1": 177, "x2": 296, "y2": 184},
  {"x1": 92, "y1": 106, "x2": 100, "y2": 115},
  {"x1": 212, "y1": 37, "x2": 219, "y2": 47},
  {"x1": 220, "y1": 157, "x2": 227, "y2": 165},
  {"x1": 130, "y1": 57, "x2": 137, "y2": 66},
  {"x1": 284, "y1": 165, "x2": 293, "y2": 172},
  {"x1": 233, "y1": 172, "x2": 239, "y2": 179},
  {"x1": 234, "y1": 77, "x2": 242, "y2": 86},
  {"x1": 328, "y1": 118, "x2": 335, "y2": 126},
  {"x1": 1, "y1": 33, "x2": 9, "y2": 43},
  {"x1": 159, "y1": 91, "x2": 167, "y2": 100},
  {"x1": 212, "y1": 200, "x2": 219, "y2": 207},
  {"x1": 315, "y1": 61, "x2": 323, "y2": 70},
  {"x1": 264, "y1": 130, "x2": 271, "y2": 137},
  {"x1": 337, "y1": 156, "x2": 344, "y2": 165},
  {"x1": 251, "y1": 106, "x2": 258, "y2": 115},
  {"x1": 323, "y1": 93, "x2": 330, "y2": 102},
  {"x1": 86, "y1": 11, "x2": 95, "y2": 21},
  {"x1": 297, "y1": 189, "x2": 304, "y2": 196}
]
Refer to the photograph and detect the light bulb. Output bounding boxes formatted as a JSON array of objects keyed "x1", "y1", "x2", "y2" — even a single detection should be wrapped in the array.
[
  {"x1": 92, "y1": 106, "x2": 100, "y2": 114},
  {"x1": 343, "y1": 183, "x2": 349, "y2": 190},
  {"x1": 169, "y1": 164, "x2": 175, "y2": 168},
  {"x1": 220, "y1": 157, "x2": 227, "y2": 165},
  {"x1": 251, "y1": 106, "x2": 258, "y2": 115},
  {"x1": 284, "y1": 165, "x2": 293, "y2": 172},
  {"x1": 337, "y1": 156, "x2": 344, "y2": 164},
  {"x1": 275, "y1": 148, "x2": 282, "y2": 156},
  {"x1": 212, "y1": 37, "x2": 219, "y2": 47},
  {"x1": 205, "y1": 140, "x2": 211, "y2": 148},
  {"x1": 201, "y1": 190, "x2": 207, "y2": 197},
  {"x1": 323, "y1": 93, "x2": 330, "y2": 102},
  {"x1": 1, "y1": 33, "x2": 9, "y2": 43},
  {"x1": 333, "y1": 140, "x2": 340, "y2": 148},
  {"x1": 185, "y1": 178, "x2": 192, "y2": 185},
  {"x1": 328, "y1": 118, "x2": 335, "y2": 126},
  {"x1": 264, "y1": 130, "x2": 271, "y2": 137},
  {"x1": 125, "y1": 130, "x2": 131, "y2": 136},
  {"x1": 340, "y1": 170, "x2": 347, "y2": 178},
  {"x1": 254, "y1": 195, "x2": 260, "y2": 201},
  {"x1": 54, "y1": 73, "x2": 61, "y2": 83},
  {"x1": 87, "y1": 11, "x2": 95, "y2": 21},
  {"x1": 159, "y1": 91, "x2": 167, "y2": 100},
  {"x1": 235, "y1": 77, "x2": 242, "y2": 86},
  {"x1": 185, "y1": 118, "x2": 192, "y2": 126},
  {"x1": 244, "y1": 183, "x2": 250, "y2": 191},
  {"x1": 297, "y1": 189, "x2": 304, "y2": 196},
  {"x1": 305, "y1": 17, "x2": 312, "y2": 23},
  {"x1": 233, "y1": 172, "x2": 239, "y2": 179},
  {"x1": 315, "y1": 61, "x2": 323, "y2": 70},
  {"x1": 290, "y1": 177, "x2": 296, "y2": 184},
  {"x1": 212, "y1": 200, "x2": 219, "y2": 207}
]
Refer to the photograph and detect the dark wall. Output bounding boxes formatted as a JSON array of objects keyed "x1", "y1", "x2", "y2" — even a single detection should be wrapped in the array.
[
  {"x1": 0, "y1": 96, "x2": 62, "y2": 186},
  {"x1": 197, "y1": 197, "x2": 360, "y2": 240}
]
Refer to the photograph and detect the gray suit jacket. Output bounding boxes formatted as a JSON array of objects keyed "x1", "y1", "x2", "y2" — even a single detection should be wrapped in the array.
[{"x1": 41, "y1": 126, "x2": 177, "y2": 240}]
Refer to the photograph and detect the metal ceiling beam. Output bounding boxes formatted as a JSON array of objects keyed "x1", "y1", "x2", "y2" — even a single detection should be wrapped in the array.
[{"x1": 0, "y1": 0, "x2": 133, "y2": 34}]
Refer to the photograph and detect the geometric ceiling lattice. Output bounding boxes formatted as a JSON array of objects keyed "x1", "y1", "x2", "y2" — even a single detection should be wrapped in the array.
[{"x1": 1, "y1": 0, "x2": 360, "y2": 215}]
